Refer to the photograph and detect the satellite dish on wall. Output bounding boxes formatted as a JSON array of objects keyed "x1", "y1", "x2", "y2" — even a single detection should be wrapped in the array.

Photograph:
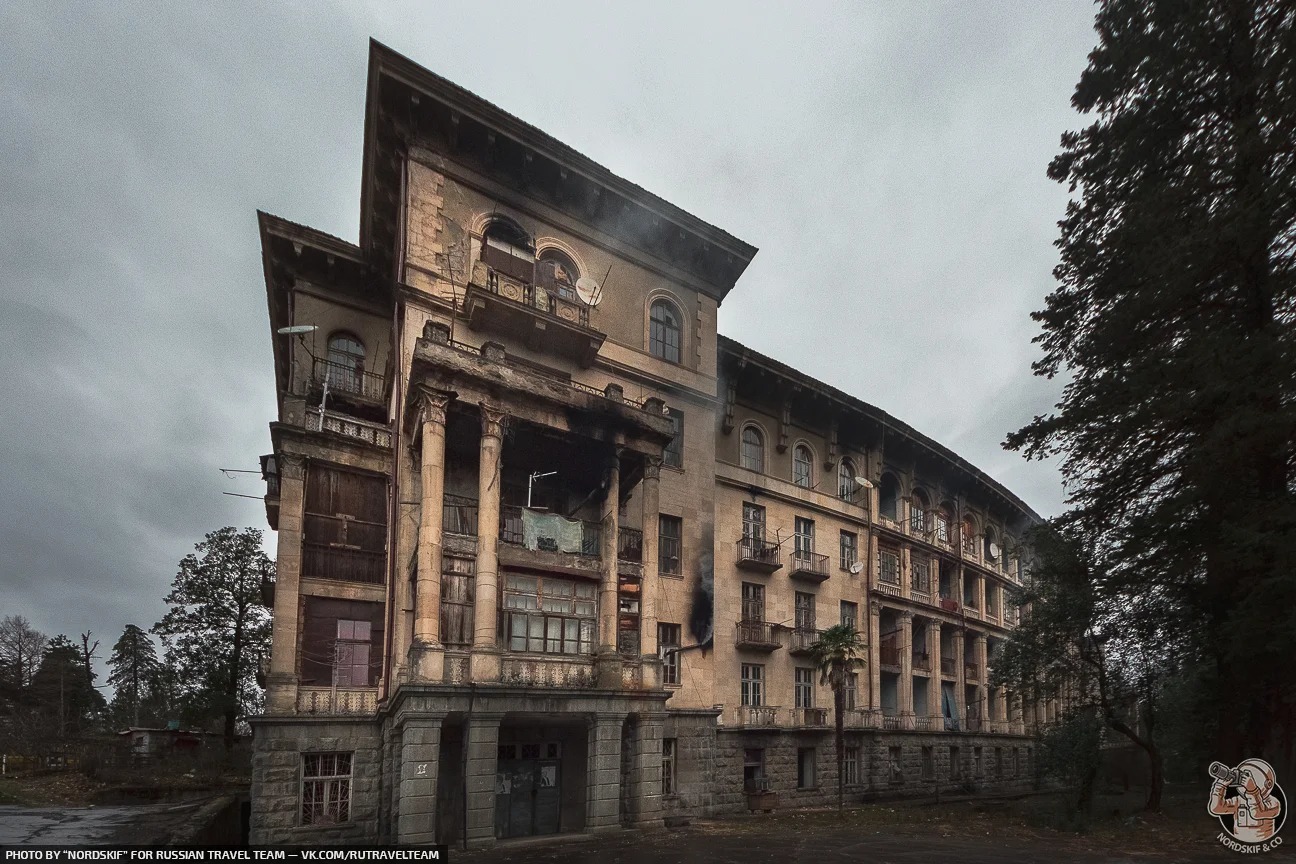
[
  {"x1": 277, "y1": 325, "x2": 318, "y2": 335},
  {"x1": 576, "y1": 277, "x2": 602, "y2": 306},
  {"x1": 988, "y1": 542, "x2": 1001, "y2": 561},
  {"x1": 854, "y1": 476, "x2": 875, "y2": 489},
  {"x1": 849, "y1": 561, "x2": 864, "y2": 575}
]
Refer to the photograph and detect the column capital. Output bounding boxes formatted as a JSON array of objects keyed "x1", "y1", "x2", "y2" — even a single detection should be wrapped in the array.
[
  {"x1": 278, "y1": 453, "x2": 306, "y2": 480},
  {"x1": 417, "y1": 387, "x2": 454, "y2": 426},
  {"x1": 480, "y1": 403, "x2": 508, "y2": 439},
  {"x1": 899, "y1": 610, "x2": 913, "y2": 623},
  {"x1": 975, "y1": 632, "x2": 988, "y2": 646},
  {"x1": 643, "y1": 455, "x2": 662, "y2": 482},
  {"x1": 869, "y1": 600, "x2": 881, "y2": 615}
]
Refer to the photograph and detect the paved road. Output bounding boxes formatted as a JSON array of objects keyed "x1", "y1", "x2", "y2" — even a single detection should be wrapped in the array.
[{"x1": 0, "y1": 804, "x2": 187, "y2": 845}]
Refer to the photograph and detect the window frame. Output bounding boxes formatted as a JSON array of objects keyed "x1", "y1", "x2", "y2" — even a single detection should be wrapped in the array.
[
  {"x1": 796, "y1": 747, "x2": 816, "y2": 790},
  {"x1": 662, "y1": 738, "x2": 677, "y2": 796},
  {"x1": 662, "y1": 409, "x2": 684, "y2": 469},
  {"x1": 648, "y1": 299, "x2": 683, "y2": 364},
  {"x1": 658, "y1": 514, "x2": 683, "y2": 576},
  {"x1": 739, "y1": 425, "x2": 765, "y2": 472},
  {"x1": 658, "y1": 622, "x2": 681, "y2": 686},
  {"x1": 794, "y1": 667, "x2": 814, "y2": 709},
  {"x1": 843, "y1": 746, "x2": 860, "y2": 786},
  {"x1": 792, "y1": 444, "x2": 814, "y2": 488},
  {"x1": 740, "y1": 663, "x2": 764, "y2": 707},
  {"x1": 794, "y1": 516, "x2": 815, "y2": 557},
  {"x1": 837, "y1": 460, "x2": 857, "y2": 501},
  {"x1": 501, "y1": 573, "x2": 597, "y2": 656},
  {"x1": 301, "y1": 752, "x2": 353, "y2": 826},
  {"x1": 839, "y1": 530, "x2": 858, "y2": 571}
]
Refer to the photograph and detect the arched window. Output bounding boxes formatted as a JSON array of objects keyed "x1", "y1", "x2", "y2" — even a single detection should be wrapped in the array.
[
  {"x1": 935, "y1": 504, "x2": 954, "y2": 545},
  {"x1": 648, "y1": 300, "x2": 682, "y2": 363},
  {"x1": 740, "y1": 425, "x2": 764, "y2": 472},
  {"x1": 910, "y1": 490, "x2": 930, "y2": 534},
  {"x1": 838, "y1": 460, "x2": 857, "y2": 501},
  {"x1": 879, "y1": 474, "x2": 900, "y2": 520},
  {"x1": 792, "y1": 444, "x2": 813, "y2": 488},
  {"x1": 536, "y1": 248, "x2": 579, "y2": 300},
  {"x1": 327, "y1": 332, "x2": 366, "y2": 395}
]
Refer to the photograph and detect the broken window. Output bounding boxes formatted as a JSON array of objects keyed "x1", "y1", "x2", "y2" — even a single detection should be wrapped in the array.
[
  {"x1": 501, "y1": 573, "x2": 596, "y2": 656},
  {"x1": 300, "y1": 598, "x2": 384, "y2": 687},
  {"x1": 658, "y1": 623, "x2": 681, "y2": 685},
  {"x1": 440, "y1": 556, "x2": 475, "y2": 648},
  {"x1": 663, "y1": 409, "x2": 684, "y2": 468},
  {"x1": 302, "y1": 464, "x2": 388, "y2": 585}
]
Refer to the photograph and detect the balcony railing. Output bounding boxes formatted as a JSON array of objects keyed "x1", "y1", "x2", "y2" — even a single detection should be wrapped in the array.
[
  {"x1": 940, "y1": 657, "x2": 956, "y2": 677},
  {"x1": 302, "y1": 544, "x2": 385, "y2": 585},
  {"x1": 500, "y1": 657, "x2": 597, "y2": 688},
  {"x1": 617, "y1": 527, "x2": 643, "y2": 563},
  {"x1": 842, "y1": 707, "x2": 883, "y2": 729},
  {"x1": 965, "y1": 662, "x2": 980, "y2": 681},
  {"x1": 880, "y1": 639, "x2": 900, "y2": 668},
  {"x1": 305, "y1": 408, "x2": 392, "y2": 448},
  {"x1": 882, "y1": 713, "x2": 904, "y2": 731},
  {"x1": 312, "y1": 358, "x2": 386, "y2": 403},
  {"x1": 486, "y1": 268, "x2": 592, "y2": 328},
  {"x1": 793, "y1": 707, "x2": 828, "y2": 728},
  {"x1": 912, "y1": 715, "x2": 938, "y2": 732},
  {"x1": 442, "y1": 494, "x2": 479, "y2": 536},
  {"x1": 736, "y1": 537, "x2": 782, "y2": 573},
  {"x1": 736, "y1": 620, "x2": 782, "y2": 651},
  {"x1": 735, "y1": 705, "x2": 780, "y2": 728},
  {"x1": 875, "y1": 572, "x2": 901, "y2": 597},
  {"x1": 296, "y1": 686, "x2": 378, "y2": 716},
  {"x1": 788, "y1": 628, "x2": 820, "y2": 655},
  {"x1": 912, "y1": 652, "x2": 931, "y2": 672},
  {"x1": 789, "y1": 551, "x2": 830, "y2": 583},
  {"x1": 499, "y1": 505, "x2": 601, "y2": 556}
]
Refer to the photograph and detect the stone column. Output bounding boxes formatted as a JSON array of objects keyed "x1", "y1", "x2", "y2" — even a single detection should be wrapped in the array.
[
  {"x1": 464, "y1": 714, "x2": 502, "y2": 848},
  {"x1": 597, "y1": 446, "x2": 621, "y2": 687},
  {"x1": 639, "y1": 457, "x2": 662, "y2": 671},
  {"x1": 411, "y1": 389, "x2": 453, "y2": 682},
  {"x1": 625, "y1": 712, "x2": 665, "y2": 827},
  {"x1": 471, "y1": 404, "x2": 506, "y2": 682},
  {"x1": 267, "y1": 454, "x2": 306, "y2": 714},
  {"x1": 586, "y1": 714, "x2": 625, "y2": 831},
  {"x1": 953, "y1": 628, "x2": 966, "y2": 730},
  {"x1": 974, "y1": 633, "x2": 988, "y2": 730},
  {"x1": 868, "y1": 601, "x2": 881, "y2": 721},
  {"x1": 927, "y1": 621, "x2": 942, "y2": 721},
  {"x1": 396, "y1": 716, "x2": 444, "y2": 844},
  {"x1": 900, "y1": 545, "x2": 912, "y2": 599},
  {"x1": 391, "y1": 444, "x2": 419, "y2": 688},
  {"x1": 898, "y1": 611, "x2": 914, "y2": 727}
]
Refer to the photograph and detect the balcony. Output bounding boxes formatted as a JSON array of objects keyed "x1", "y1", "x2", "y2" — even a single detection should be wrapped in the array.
[
  {"x1": 500, "y1": 656, "x2": 597, "y2": 688},
  {"x1": 875, "y1": 575, "x2": 901, "y2": 598},
  {"x1": 940, "y1": 657, "x2": 957, "y2": 677},
  {"x1": 305, "y1": 408, "x2": 392, "y2": 448},
  {"x1": 736, "y1": 538, "x2": 782, "y2": 573},
  {"x1": 882, "y1": 713, "x2": 904, "y2": 731},
  {"x1": 842, "y1": 707, "x2": 882, "y2": 729},
  {"x1": 788, "y1": 628, "x2": 820, "y2": 655},
  {"x1": 965, "y1": 662, "x2": 980, "y2": 682},
  {"x1": 938, "y1": 594, "x2": 960, "y2": 614},
  {"x1": 736, "y1": 620, "x2": 782, "y2": 652},
  {"x1": 734, "y1": 705, "x2": 780, "y2": 728},
  {"x1": 912, "y1": 651, "x2": 931, "y2": 673},
  {"x1": 617, "y1": 527, "x2": 643, "y2": 563},
  {"x1": 302, "y1": 543, "x2": 385, "y2": 585},
  {"x1": 500, "y1": 505, "x2": 601, "y2": 557},
  {"x1": 912, "y1": 715, "x2": 938, "y2": 732},
  {"x1": 463, "y1": 277, "x2": 605, "y2": 368},
  {"x1": 793, "y1": 707, "x2": 828, "y2": 728},
  {"x1": 880, "y1": 639, "x2": 900, "y2": 669},
  {"x1": 311, "y1": 358, "x2": 386, "y2": 405},
  {"x1": 296, "y1": 686, "x2": 378, "y2": 716},
  {"x1": 789, "y1": 551, "x2": 830, "y2": 583},
  {"x1": 442, "y1": 494, "x2": 479, "y2": 536}
]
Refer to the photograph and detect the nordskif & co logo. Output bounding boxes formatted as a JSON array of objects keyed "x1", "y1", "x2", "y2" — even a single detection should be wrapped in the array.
[{"x1": 1208, "y1": 758, "x2": 1286, "y2": 853}]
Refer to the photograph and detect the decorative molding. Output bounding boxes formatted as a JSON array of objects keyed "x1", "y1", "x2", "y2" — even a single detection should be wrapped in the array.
[
  {"x1": 278, "y1": 454, "x2": 306, "y2": 480},
  {"x1": 417, "y1": 387, "x2": 453, "y2": 426},
  {"x1": 826, "y1": 421, "x2": 839, "y2": 470},
  {"x1": 721, "y1": 380, "x2": 736, "y2": 435},
  {"x1": 480, "y1": 403, "x2": 508, "y2": 439},
  {"x1": 643, "y1": 455, "x2": 662, "y2": 482},
  {"x1": 776, "y1": 399, "x2": 791, "y2": 454}
]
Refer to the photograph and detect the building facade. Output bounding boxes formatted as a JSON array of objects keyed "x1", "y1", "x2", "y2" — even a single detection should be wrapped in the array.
[{"x1": 249, "y1": 41, "x2": 1054, "y2": 846}]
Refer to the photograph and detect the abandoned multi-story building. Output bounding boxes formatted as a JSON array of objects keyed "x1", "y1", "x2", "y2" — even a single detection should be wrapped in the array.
[{"x1": 250, "y1": 40, "x2": 1053, "y2": 846}]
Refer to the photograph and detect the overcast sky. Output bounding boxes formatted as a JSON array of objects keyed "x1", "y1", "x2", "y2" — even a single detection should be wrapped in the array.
[{"x1": 1, "y1": 1, "x2": 1097, "y2": 676}]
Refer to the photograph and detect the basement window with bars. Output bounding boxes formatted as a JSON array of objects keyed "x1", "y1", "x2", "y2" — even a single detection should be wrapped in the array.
[
  {"x1": 843, "y1": 746, "x2": 860, "y2": 786},
  {"x1": 662, "y1": 738, "x2": 676, "y2": 796},
  {"x1": 301, "y1": 752, "x2": 352, "y2": 826},
  {"x1": 502, "y1": 573, "x2": 596, "y2": 655}
]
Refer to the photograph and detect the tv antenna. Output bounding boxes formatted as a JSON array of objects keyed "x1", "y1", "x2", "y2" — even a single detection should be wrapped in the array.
[{"x1": 527, "y1": 471, "x2": 557, "y2": 508}]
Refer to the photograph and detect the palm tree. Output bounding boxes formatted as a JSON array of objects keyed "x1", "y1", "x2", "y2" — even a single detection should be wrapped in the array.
[{"x1": 809, "y1": 622, "x2": 867, "y2": 812}]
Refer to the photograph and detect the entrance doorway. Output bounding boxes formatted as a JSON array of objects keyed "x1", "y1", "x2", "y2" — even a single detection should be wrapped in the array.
[{"x1": 494, "y1": 742, "x2": 562, "y2": 838}]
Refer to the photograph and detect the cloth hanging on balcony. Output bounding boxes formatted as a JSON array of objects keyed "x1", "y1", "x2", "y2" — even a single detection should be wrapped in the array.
[{"x1": 521, "y1": 508, "x2": 584, "y2": 553}]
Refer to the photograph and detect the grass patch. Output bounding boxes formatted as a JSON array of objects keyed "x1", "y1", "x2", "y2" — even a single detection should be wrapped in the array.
[{"x1": 0, "y1": 777, "x2": 35, "y2": 806}]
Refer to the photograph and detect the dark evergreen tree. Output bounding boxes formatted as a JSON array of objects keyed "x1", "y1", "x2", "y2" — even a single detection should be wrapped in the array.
[
  {"x1": 107, "y1": 624, "x2": 161, "y2": 728},
  {"x1": 30, "y1": 635, "x2": 106, "y2": 738},
  {"x1": 153, "y1": 527, "x2": 272, "y2": 748},
  {"x1": 1008, "y1": 0, "x2": 1296, "y2": 765}
]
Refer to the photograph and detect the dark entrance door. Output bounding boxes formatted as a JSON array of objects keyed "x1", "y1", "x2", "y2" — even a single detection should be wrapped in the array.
[{"x1": 494, "y1": 742, "x2": 562, "y2": 839}]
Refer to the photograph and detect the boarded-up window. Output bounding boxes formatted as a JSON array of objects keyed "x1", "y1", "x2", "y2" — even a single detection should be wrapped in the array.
[
  {"x1": 441, "y1": 556, "x2": 475, "y2": 648},
  {"x1": 617, "y1": 572, "x2": 641, "y2": 655},
  {"x1": 303, "y1": 465, "x2": 388, "y2": 585},
  {"x1": 301, "y1": 598, "x2": 385, "y2": 686}
]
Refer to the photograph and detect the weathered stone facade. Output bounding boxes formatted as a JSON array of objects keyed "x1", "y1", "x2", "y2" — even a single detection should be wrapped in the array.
[{"x1": 249, "y1": 41, "x2": 1049, "y2": 847}]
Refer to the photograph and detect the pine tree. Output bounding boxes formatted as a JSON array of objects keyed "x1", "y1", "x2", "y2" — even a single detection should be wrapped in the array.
[
  {"x1": 1008, "y1": 0, "x2": 1296, "y2": 763},
  {"x1": 30, "y1": 636, "x2": 106, "y2": 738},
  {"x1": 153, "y1": 527, "x2": 272, "y2": 748},
  {"x1": 107, "y1": 624, "x2": 161, "y2": 729}
]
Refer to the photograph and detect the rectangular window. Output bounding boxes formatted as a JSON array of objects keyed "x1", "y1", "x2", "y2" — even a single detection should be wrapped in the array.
[
  {"x1": 741, "y1": 582, "x2": 765, "y2": 622},
  {"x1": 794, "y1": 667, "x2": 814, "y2": 708},
  {"x1": 663, "y1": 409, "x2": 684, "y2": 469},
  {"x1": 878, "y1": 548, "x2": 900, "y2": 585},
  {"x1": 974, "y1": 746, "x2": 984, "y2": 777},
  {"x1": 986, "y1": 583, "x2": 998, "y2": 616},
  {"x1": 333, "y1": 620, "x2": 371, "y2": 687},
  {"x1": 658, "y1": 623, "x2": 681, "y2": 686},
  {"x1": 950, "y1": 746, "x2": 962, "y2": 780},
  {"x1": 441, "y1": 555, "x2": 475, "y2": 648},
  {"x1": 741, "y1": 502, "x2": 766, "y2": 542},
  {"x1": 301, "y1": 598, "x2": 384, "y2": 687},
  {"x1": 794, "y1": 591, "x2": 815, "y2": 632},
  {"x1": 797, "y1": 748, "x2": 816, "y2": 789},
  {"x1": 921, "y1": 746, "x2": 934, "y2": 780},
  {"x1": 840, "y1": 601, "x2": 858, "y2": 631},
  {"x1": 888, "y1": 745, "x2": 904, "y2": 784},
  {"x1": 844, "y1": 673, "x2": 858, "y2": 710},
  {"x1": 741, "y1": 664, "x2": 764, "y2": 707},
  {"x1": 794, "y1": 516, "x2": 815, "y2": 557},
  {"x1": 303, "y1": 465, "x2": 388, "y2": 584},
  {"x1": 743, "y1": 748, "x2": 766, "y2": 792},
  {"x1": 839, "y1": 530, "x2": 858, "y2": 570},
  {"x1": 659, "y1": 515, "x2": 682, "y2": 576},
  {"x1": 910, "y1": 557, "x2": 931, "y2": 594},
  {"x1": 502, "y1": 573, "x2": 597, "y2": 655},
  {"x1": 843, "y1": 747, "x2": 860, "y2": 786},
  {"x1": 662, "y1": 738, "x2": 676, "y2": 795},
  {"x1": 301, "y1": 752, "x2": 352, "y2": 826}
]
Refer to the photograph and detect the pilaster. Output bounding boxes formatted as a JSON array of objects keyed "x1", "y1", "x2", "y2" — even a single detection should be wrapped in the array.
[{"x1": 267, "y1": 454, "x2": 305, "y2": 714}]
